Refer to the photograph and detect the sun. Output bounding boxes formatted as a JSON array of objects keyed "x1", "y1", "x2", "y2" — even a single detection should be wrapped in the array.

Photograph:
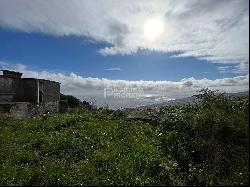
[{"x1": 144, "y1": 18, "x2": 164, "y2": 41}]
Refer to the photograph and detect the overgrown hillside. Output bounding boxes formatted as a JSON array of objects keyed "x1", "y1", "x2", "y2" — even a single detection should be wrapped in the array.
[{"x1": 0, "y1": 90, "x2": 249, "y2": 185}]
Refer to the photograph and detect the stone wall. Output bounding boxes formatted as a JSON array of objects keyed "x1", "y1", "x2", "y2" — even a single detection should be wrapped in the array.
[
  {"x1": 5, "y1": 101, "x2": 60, "y2": 118},
  {"x1": 42, "y1": 80, "x2": 60, "y2": 102}
]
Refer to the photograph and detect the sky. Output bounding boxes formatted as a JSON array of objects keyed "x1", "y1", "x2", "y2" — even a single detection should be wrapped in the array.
[{"x1": 0, "y1": 0, "x2": 249, "y2": 108}]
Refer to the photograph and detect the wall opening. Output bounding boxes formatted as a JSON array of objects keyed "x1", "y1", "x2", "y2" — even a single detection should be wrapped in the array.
[{"x1": 38, "y1": 81, "x2": 44, "y2": 103}]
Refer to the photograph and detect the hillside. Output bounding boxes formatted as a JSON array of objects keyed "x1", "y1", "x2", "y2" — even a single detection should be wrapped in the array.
[{"x1": 0, "y1": 90, "x2": 249, "y2": 185}]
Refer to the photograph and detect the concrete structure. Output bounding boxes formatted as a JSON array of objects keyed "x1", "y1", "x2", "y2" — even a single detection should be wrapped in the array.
[{"x1": 0, "y1": 70, "x2": 60, "y2": 117}]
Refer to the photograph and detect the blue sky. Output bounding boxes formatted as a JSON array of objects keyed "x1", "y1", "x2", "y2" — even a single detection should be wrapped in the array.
[
  {"x1": 0, "y1": 0, "x2": 248, "y2": 108},
  {"x1": 0, "y1": 29, "x2": 241, "y2": 81}
]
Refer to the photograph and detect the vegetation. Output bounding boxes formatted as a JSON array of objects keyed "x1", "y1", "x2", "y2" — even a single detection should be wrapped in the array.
[
  {"x1": 60, "y1": 94, "x2": 93, "y2": 110},
  {"x1": 0, "y1": 89, "x2": 249, "y2": 185},
  {"x1": 60, "y1": 94, "x2": 82, "y2": 108}
]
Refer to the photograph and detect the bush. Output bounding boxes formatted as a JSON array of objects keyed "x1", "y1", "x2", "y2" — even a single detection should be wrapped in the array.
[
  {"x1": 152, "y1": 89, "x2": 249, "y2": 185},
  {"x1": 60, "y1": 94, "x2": 82, "y2": 108}
]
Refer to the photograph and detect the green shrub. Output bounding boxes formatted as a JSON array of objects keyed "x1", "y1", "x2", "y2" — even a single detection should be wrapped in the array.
[{"x1": 60, "y1": 94, "x2": 81, "y2": 108}]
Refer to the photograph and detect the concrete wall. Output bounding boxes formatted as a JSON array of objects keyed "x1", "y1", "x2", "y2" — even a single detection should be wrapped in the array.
[
  {"x1": 42, "y1": 80, "x2": 60, "y2": 102},
  {"x1": 22, "y1": 79, "x2": 38, "y2": 103},
  {"x1": 2, "y1": 70, "x2": 22, "y2": 79},
  {"x1": 0, "y1": 75, "x2": 22, "y2": 102},
  {"x1": 1, "y1": 76, "x2": 60, "y2": 104},
  {"x1": 1, "y1": 75, "x2": 61, "y2": 117}
]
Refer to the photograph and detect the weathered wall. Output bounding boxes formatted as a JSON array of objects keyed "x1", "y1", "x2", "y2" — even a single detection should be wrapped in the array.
[
  {"x1": 42, "y1": 80, "x2": 60, "y2": 102},
  {"x1": 21, "y1": 79, "x2": 60, "y2": 103},
  {"x1": 1, "y1": 74, "x2": 61, "y2": 117},
  {"x1": 1, "y1": 76, "x2": 60, "y2": 104},
  {"x1": 22, "y1": 79, "x2": 38, "y2": 103},
  {"x1": 4, "y1": 101, "x2": 60, "y2": 118},
  {"x1": 0, "y1": 75, "x2": 22, "y2": 102},
  {"x1": 2, "y1": 70, "x2": 22, "y2": 79}
]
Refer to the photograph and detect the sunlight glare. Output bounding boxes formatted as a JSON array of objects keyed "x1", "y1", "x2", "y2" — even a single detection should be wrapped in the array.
[{"x1": 144, "y1": 18, "x2": 164, "y2": 41}]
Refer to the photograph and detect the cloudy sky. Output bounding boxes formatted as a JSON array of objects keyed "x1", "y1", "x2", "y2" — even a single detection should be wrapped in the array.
[{"x1": 0, "y1": 0, "x2": 249, "y2": 108}]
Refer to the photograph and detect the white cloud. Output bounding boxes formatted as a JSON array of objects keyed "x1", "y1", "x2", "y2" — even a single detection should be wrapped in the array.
[
  {"x1": 217, "y1": 66, "x2": 232, "y2": 74},
  {"x1": 104, "y1": 67, "x2": 122, "y2": 71},
  {"x1": 3, "y1": 62, "x2": 247, "y2": 108},
  {"x1": 0, "y1": 0, "x2": 248, "y2": 73}
]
